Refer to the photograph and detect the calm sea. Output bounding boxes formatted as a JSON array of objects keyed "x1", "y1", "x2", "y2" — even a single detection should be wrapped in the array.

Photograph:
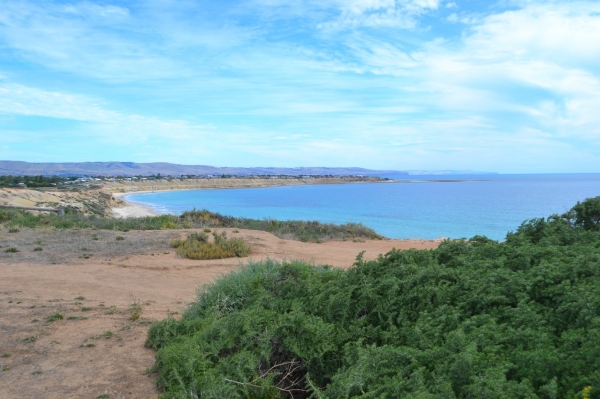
[{"x1": 125, "y1": 174, "x2": 600, "y2": 240}]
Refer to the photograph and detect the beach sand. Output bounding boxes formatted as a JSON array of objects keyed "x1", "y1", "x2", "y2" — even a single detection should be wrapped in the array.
[{"x1": 111, "y1": 193, "x2": 158, "y2": 218}]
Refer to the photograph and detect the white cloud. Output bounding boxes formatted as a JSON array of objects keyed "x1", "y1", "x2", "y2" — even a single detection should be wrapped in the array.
[
  {"x1": 342, "y1": 1, "x2": 600, "y2": 139},
  {"x1": 0, "y1": 83, "x2": 212, "y2": 145},
  {"x1": 0, "y1": 1, "x2": 255, "y2": 82},
  {"x1": 464, "y1": 2, "x2": 600, "y2": 67},
  {"x1": 63, "y1": 3, "x2": 130, "y2": 19},
  {"x1": 248, "y1": 0, "x2": 440, "y2": 29}
]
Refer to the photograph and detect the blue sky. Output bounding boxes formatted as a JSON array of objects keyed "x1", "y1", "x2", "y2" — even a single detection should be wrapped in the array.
[{"x1": 0, "y1": 0, "x2": 599, "y2": 173}]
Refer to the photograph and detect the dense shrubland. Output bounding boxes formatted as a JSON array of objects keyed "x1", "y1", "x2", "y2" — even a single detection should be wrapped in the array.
[
  {"x1": 0, "y1": 208, "x2": 382, "y2": 242},
  {"x1": 146, "y1": 197, "x2": 600, "y2": 398}
]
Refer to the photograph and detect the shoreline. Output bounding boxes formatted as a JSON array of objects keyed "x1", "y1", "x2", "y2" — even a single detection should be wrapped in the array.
[
  {"x1": 112, "y1": 192, "x2": 160, "y2": 218},
  {"x1": 108, "y1": 179, "x2": 396, "y2": 220},
  {"x1": 111, "y1": 192, "x2": 447, "y2": 242}
]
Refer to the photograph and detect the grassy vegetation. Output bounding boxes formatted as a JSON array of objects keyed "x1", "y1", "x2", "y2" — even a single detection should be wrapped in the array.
[
  {"x1": 146, "y1": 197, "x2": 600, "y2": 399},
  {"x1": 129, "y1": 299, "x2": 143, "y2": 322},
  {"x1": 45, "y1": 313, "x2": 64, "y2": 323},
  {"x1": 171, "y1": 231, "x2": 251, "y2": 260},
  {"x1": 0, "y1": 208, "x2": 383, "y2": 243},
  {"x1": 91, "y1": 331, "x2": 114, "y2": 340}
]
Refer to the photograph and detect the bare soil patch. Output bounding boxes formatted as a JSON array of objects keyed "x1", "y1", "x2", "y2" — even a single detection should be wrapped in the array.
[{"x1": 0, "y1": 227, "x2": 440, "y2": 398}]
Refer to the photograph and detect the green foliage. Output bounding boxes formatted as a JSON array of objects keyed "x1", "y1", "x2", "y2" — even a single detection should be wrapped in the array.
[
  {"x1": 92, "y1": 331, "x2": 114, "y2": 340},
  {"x1": 67, "y1": 316, "x2": 87, "y2": 320},
  {"x1": 147, "y1": 197, "x2": 600, "y2": 398},
  {"x1": 0, "y1": 174, "x2": 66, "y2": 188},
  {"x1": 0, "y1": 208, "x2": 383, "y2": 242},
  {"x1": 21, "y1": 335, "x2": 38, "y2": 343},
  {"x1": 0, "y1": 209, "x2": 185, "y2": 231},
  {"x1": 45, "y1": 313, "x2": 63, "y2": 323},
  {"x1": 572, "y1": 197, "x2": 600, "y2": 231},
  {"x1": 180, "y1": 209, "x2": 384, "y2": 242},
  {"x1": 171, "y1": 231, "x2": 251, "y2": 260}
]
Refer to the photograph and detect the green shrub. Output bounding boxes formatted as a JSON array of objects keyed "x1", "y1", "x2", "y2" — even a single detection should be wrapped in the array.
[
  {"x1": 45, "y1": 313, "x2": 63, "y2": 323},
  {"x1": 0, "y1": 208, "x2": 383, "y2": 242},
  {"x1": 171, "y1": 231, "x2": 251, "y2": 260},
  {"x1": 147, "y1": 197, "x2": 600, "y2": 399},
  {"x1": 4, "y1": 247, "x2": 19, "y2": 253}
]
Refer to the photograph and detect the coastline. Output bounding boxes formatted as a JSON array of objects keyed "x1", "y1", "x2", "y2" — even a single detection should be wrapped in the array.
[
  {"x1": 112, "y1": 192, "x2": 160, "y2": 218},
  {"x1": 107, "y1": 177, "x2": 394, "y2": 219},
  {"x1": 101, "y1": 176, "x2": 391, "y2": 195}
]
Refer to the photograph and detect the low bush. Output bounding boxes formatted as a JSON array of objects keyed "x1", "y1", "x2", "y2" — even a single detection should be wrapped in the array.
[
  {"x1": 0, "y1": 208, "x2": 383, "y2": 243},
  {"x1": 180, "y1": 209, "x2": 384, "y2": 242},
  {"x1": 45, "y1": 313, "x2": 63, "y2": 323},
  {"x1": 171, "y1": 231, "x2": 251, "y2": 260},
  {"x1": 147, "y1": 197, "x2": 600, "y2": 399}
]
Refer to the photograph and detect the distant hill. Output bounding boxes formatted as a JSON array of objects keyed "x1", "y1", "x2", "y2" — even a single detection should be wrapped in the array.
[
  {"x1": 0, "y1": 161, "x2": 409, "y2": 177},
  {"x1": 405, "y1": 170, "x2": 498, "y2": 175}
]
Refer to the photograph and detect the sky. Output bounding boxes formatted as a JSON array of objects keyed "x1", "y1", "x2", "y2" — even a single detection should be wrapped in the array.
[{"x1": 0, "y1": 0, "x2": 599, "y2": 173}]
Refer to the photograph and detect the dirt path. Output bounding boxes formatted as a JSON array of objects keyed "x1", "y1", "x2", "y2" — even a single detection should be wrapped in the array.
[{"x1": 0, "y1": 228, "x2": 440, "y2": 399}]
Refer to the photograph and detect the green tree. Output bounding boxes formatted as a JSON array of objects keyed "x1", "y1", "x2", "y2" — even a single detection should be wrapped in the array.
[{"x1": 571, "y1": 196, "x2": 600, "y2": 231}]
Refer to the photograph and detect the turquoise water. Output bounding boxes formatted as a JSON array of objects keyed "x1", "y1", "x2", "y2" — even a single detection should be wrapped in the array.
[{"x1": 125, "y1": 174, "x2": 600, "y2": 240}]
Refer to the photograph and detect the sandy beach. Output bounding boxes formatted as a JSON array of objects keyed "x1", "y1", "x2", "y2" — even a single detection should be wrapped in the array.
[{"x1": 111, "y1": 193, "x2": 159, "y2": 218}]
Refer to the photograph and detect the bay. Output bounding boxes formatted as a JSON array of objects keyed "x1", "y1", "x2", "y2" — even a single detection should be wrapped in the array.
[{"x1": 125, "y1": 174, "x2": 600, "y2": 240}]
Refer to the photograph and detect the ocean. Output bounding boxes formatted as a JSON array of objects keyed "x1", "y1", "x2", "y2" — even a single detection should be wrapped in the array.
[{"x1": 124, "y1": 174, "x2": 600, "y2": 240}]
